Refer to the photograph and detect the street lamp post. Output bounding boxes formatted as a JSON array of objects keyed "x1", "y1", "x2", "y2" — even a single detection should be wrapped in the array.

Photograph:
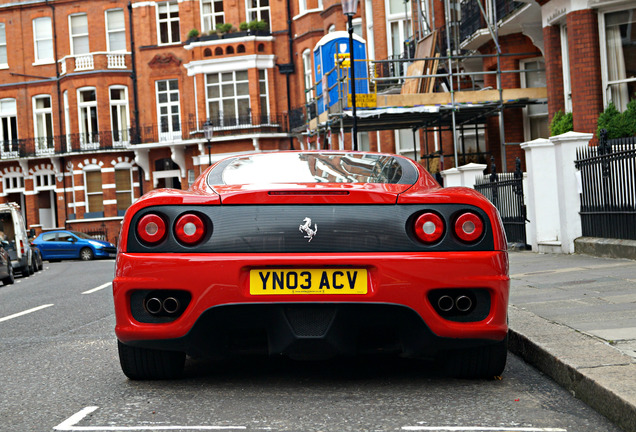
[
  {"x1": 341, "y1": 0, "x2": 358, "y2": 151},
  {"x1": 204, "y1": 121, "x2": 213, "y2": 166}
]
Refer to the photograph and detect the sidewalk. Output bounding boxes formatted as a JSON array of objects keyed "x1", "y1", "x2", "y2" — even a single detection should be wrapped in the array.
[{"x1": 507, "y1": 251, "x2": 636, "y2": 432}]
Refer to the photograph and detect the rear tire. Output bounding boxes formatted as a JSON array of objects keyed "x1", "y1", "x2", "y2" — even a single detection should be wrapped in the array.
[
  {"x1": 117, "y1": 341, "x2": 185, "y2": 380},
  {"x1": 80, "y1": 247, "x2": 94, "y2": 261},
  {"x1": 2, "y1": 264, "x2": 14, "y2": 285},
  {"x1": 443, "y1": 335, "x2": 508, "y2": 379}
]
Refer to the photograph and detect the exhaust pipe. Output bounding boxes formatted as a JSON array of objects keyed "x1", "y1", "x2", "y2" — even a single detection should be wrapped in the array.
[
  {"x1": 145, "y1": 297, "x2": 163, "y2": 315},
  {"x1": 162, "y1": 297, "x2": 180, "y2": 314},
  {"x1": 437, "y1": 295, "x2": 454, "y2": 312},
  {"x1": 455, "y1": 295, "x2": 473, "y2": 312}
]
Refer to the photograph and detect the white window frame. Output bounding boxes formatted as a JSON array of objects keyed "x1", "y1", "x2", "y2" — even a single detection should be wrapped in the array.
[
  {"x1": 2, "y1": 173, "x2": 24, "y2": 193},
  {"x1": 157, "y1": 1, "x2": 181, "y2": 45},
  {"x1": 246, "y1": 0, "x2": 270, "y2": 26},
  {"x1": 394, "y1": 129, "x2": 420, "y2": 159},
  {"x1": 560, "y1": 24, "x2": 572, "y2": 113},
  {"x1": 299, "y1": 0, "x2": 307, "y2": 14},
  {"x1": 69, "y1": 13, "x2": 89, "y2": 55},
  {"x1": 201, "y1": 0, "x2": 225, "y2": 33},
  {"x1": 33, "y1": 94, "x2": 54, "y2": 153},
  {"x1": 302, "y1": 49, "x2": 314, "y2": 103},
  {"x1": 0, "y1": 98, "x2": 18, "y2": 157},
  {"x1": 520, "y1": 57, "x2": 549, "y2": 142},
  {"x1": 63, "y1": 90, "x2": 71, "y2": 151},
  {"x1": 106, "y1": 9, "x2": 126, "y2": 52},
  {"x1": 205, "y1": 71, "x2": 250, "y2": 128},
  {"x1": 599, "y1": 7, "x2": 636, "y2": 111},
  {"x1": 258, "y1": 69, "x2": 270, "y2": 122},
  {"x1": 33, "y1": 17, "x2": 54, "y2": 64},
  {"x1": 352, "y1": 17, "x2": 362, "y2": 37},
  {"x1": 34, "y1": 170, "x2": 56, "y2": 191},
  {"x1": 0, "y1": 23, "x2": 7, "y2": 67},
  {"x1": 156, "y1": 79, "x2": 182, "y2": 141},
  {"x1": 83, "y1": 167, "x2": 104, "y2": 214},
  {"x1": 109, "y1": 86, "x2": 130, "y2": 146},
  {"x1": 385, "y1": 0, "x2": 411, "y2": 60},
  {"x1": 77, "y1": 87, "x2": 99, "y2": 148}
]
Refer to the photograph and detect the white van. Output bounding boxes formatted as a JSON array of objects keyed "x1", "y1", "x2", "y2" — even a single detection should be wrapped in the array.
[{"x1": 0, "y1": 203, "x2": 34, "y2": 276}]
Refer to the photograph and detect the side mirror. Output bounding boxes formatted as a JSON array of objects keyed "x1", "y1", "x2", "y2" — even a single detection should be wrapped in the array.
[
  {"x1": 67, "y1": 237, "x2": 76, "y2": 243},
  {"x1": 1, "y1": 240, "x2": 9, "y2": 248}
]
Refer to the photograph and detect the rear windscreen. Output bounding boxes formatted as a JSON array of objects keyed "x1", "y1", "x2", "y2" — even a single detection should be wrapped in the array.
[{"x1": 208, "y1": 153, "x2": 417, "y2": 186}]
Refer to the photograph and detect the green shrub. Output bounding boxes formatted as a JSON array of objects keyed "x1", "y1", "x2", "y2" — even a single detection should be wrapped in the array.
[
  {"x1": 186, "y1": 28, "x2": 200, "y2": 40},
  {"x1": 248, "y1": 20, "x2": 267, "y2": 31},
  {"x1": 623, "y1": 98, "x2": 636, "y2": 137},
  {"x1": 239, "y1": 21, "x2": 248, "y2": 31},
  {"x1": 550, "y1": 110, "x2": 573, "y2": 136},
  {"x1": 215, "y1": 23, "x2": 233, "y2": 34},
  {"x1": 596, "y1": 102, "x2": 633, "y2": 139}
]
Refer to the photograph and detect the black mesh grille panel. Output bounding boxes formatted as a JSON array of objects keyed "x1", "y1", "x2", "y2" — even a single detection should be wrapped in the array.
[
  {"x1": 284, "y1": 307, "x2": 337, "y2": 337},
  {"x1": 126, "y1": 204, "x2": 495, "y2": 253}
]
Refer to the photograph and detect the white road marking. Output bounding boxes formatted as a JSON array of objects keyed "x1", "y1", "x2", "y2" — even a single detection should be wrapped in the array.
[
  {"x1": 54, "y1": 406, "x2": 248, "y2": 431},
  {"x1": 82, "y1": 282, "x2": 111, "y2": 295},
  {"x1": 0, "y1": 304, "x2": 54, "y2": 323},
  {"x1": 403, "y1": 427, "x2": 567, "y2": 431}
]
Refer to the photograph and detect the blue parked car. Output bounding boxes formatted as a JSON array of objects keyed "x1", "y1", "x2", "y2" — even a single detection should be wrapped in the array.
[{"x1": 32, "y1": 230, "x2": 116, "y2": 261}]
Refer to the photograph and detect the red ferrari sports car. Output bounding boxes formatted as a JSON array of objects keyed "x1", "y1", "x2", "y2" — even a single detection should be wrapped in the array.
[{"x1": 113, "y1": 151, "x2": 509, "y2": 379}]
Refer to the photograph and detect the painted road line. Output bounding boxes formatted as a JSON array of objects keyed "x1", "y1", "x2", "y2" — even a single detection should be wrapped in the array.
[
  {"x1": 82, "y1": 282, "x2": 111, "y2": 295},
  {"x1": 54, "y1": 406, "x2": 248, "y2": 431},
  {"x1": 0, "y1": 304, "x2": 54, "y2": 324},
  {"x1": 403, "y1": 427, "x2": 567, "y2": 431}
]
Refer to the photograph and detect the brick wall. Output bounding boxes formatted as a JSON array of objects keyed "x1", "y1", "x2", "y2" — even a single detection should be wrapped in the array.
[{"x1": 567, "y1": 9, "x2": 603, "y2": 137}]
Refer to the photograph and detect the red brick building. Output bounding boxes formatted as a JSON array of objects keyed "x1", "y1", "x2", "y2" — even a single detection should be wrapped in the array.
[{"x1": 1, "y1": 0, "x2": 633, "y2": 242}]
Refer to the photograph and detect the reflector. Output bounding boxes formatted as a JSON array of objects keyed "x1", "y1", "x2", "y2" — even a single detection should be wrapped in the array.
[
  {"x1": 137, "y1": 214, "x2": 166, "y2": 244},
  {"x1": 454, "y1": 212, "x2": 484, "y2": 242},
  {"x1": 414, "y1": 212, "x2": 444, "y2": 243},
  {"x1": 175, "y1": 214, "x2": 206, "y2": 245}
]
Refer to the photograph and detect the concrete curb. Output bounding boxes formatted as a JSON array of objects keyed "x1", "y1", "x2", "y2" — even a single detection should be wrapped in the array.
[
  {"x1": 508, "y1": 306, "x2": 636, "y2": 432},
  {"x1": 574, "y1": 237, "x2": 636, "y2": 261}
]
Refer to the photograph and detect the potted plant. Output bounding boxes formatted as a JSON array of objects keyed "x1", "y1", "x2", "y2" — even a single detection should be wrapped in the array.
[
  {"x1": 186, "y1": 28, "x2": 200, "y2": 41},
  {"x1": 248, "y1": 20, "x2": 269, "y2": 36}
]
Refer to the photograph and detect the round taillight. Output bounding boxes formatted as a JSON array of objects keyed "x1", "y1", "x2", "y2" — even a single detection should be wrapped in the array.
[
  {"x1": 137, "y1": 214, "x2": 167, "y2": 245},
  {"x1": 455, "y1": 212, "x2": 484, "y2": 243},
  {"x1": 174, "y1": 213, "x2": 206, "y2": 245},
  {"x1": 414, "y1": 212, "x2": 445, "y2": 244}
]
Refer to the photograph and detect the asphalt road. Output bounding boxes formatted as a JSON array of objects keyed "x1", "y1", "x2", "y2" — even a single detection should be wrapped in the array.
[{"x1": 0, "y1": 260, "x2": 623, "y2": 432}]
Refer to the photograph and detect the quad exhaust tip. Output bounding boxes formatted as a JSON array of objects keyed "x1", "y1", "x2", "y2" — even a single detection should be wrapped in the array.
[
  {"x1": 145, "y1": 296, "x2": 182, "y2": 316},
  {"x1": 435, "y1": 293, "x2": 474, "y2": 314}
]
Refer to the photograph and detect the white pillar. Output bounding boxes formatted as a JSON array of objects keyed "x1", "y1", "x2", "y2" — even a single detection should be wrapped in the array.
[
  {"x1": 521, "y1": 138, "x2": 560, "y2": 253},
  {"x1": 440, "y1": 167, "x2": 461, "y2": 187},
  {"x1": 551, "y1": 131, "x2": 593, "y2": 253},
  {"x1": 458, "y1": 163, "x2": 487, "y2": 188}
]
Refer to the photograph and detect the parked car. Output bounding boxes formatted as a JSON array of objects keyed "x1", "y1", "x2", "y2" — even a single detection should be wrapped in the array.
[
  {"x1": 30, "y1": 241, "x2": 43, "y2": 272},
  {"x1": 0, "y1": 241, "x2": 14, "y2": 286},
  {"x1": 32, "y1": 230, "x2": 116, "y2": 261},
  {"x1": 113, "y1": 151, "x2": 510, "y2": 380},
  {"x1": 0, "y1": 203, "x2": 34, "y2": 277}
]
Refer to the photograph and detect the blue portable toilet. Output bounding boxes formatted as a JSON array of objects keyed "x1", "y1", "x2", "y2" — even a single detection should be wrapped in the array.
[{"x1": 313, "y1": 31, "x2": 369, "y2": 115}]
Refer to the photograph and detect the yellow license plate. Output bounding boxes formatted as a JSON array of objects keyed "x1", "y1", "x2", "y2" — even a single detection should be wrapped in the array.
[{"x1": 250, "y1": 269, "x2": 368, "y2": 295}]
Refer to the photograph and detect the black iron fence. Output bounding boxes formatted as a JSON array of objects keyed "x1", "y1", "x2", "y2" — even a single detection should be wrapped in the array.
[
  {"x1": 474, "y1": 157, "x2": 527, "y2": 246},
  {"x1": 0, "y1": 114, "x2": 289, "y2": 160},
  {"x1": 574, "y1": 130, "x2": 636, "y2": 240}
]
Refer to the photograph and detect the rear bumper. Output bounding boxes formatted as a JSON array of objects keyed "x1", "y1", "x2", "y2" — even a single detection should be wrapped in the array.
[{"x1": 113, "y1": 251, "x2": 509, "y2": 356}]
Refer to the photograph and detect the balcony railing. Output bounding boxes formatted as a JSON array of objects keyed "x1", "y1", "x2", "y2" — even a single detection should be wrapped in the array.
[
  {"x1": 59, "y1": 52, "x2": 131, "y2": 75},
  {"x1": 1, "y1": 114, "x2": 288, "y2": 160},
  {"x1": 460, "y1": 0, "x2": 525, "y2": 44}
]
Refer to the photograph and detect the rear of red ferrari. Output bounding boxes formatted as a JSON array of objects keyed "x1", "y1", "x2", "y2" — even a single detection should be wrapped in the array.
[{"x1": 113, "y1": 152, "x2": 509, "y2": 379}]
